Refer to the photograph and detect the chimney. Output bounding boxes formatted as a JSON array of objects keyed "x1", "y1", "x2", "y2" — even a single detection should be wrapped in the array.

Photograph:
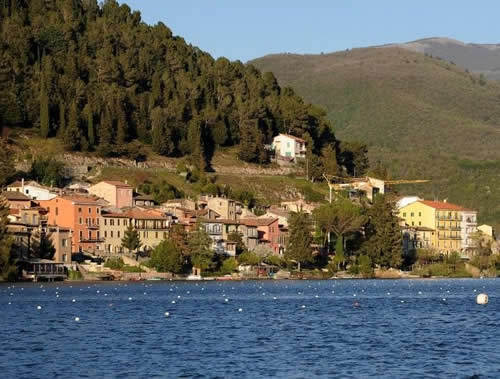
[{"x1": 125, "y1": 180, "x2": 128, "y2": 185}]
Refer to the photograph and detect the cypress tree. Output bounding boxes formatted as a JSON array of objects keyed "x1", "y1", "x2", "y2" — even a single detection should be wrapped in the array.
[
  {"x1": 187, "y1": 117, "x2": 206, "y2": 170},
  {"x1": 59, "y1": 101, "x2": 66, "y2": 135},
  {"x1": 39, "y1": 76, "x2": 49, "y2": 138},
  {"x1": 64, "y1": 101, "x2": 81, "y2": 150},
  {"x1": 98, "y1": 108, "x2": 114, "y2": 156},
  {"x1": 85, "y1": 103, "x2": 95, "y2": 146},
  {"x1": 0, "y1": 197, "x2": 16, "y2": 281},
  {"x1": 285, "y1": 211, "x2": 313, "y2": 271}
]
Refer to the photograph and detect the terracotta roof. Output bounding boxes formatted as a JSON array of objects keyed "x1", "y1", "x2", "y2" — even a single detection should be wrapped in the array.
[
  {"x1": 60, "y1": 195, "x2": 101, "y2": 204},
  {"x1": 1, "y1": 191, "x2": 31, "y2": 201},
  {"x1": 9, "y1": 209, "x2": 20, "y2": 215},
  {"x1": 124, "y1": 209, "x2": 168, "y2": 220},
  {"x1": 418, "y1": 200, "x2": 469, "y2": 211},
  {"x1": 200, "y1": 218, "x2": 240, "y2": 225},
  {"x1": 277, "y1": 133, "x2": 306, "y2": 143},
  {"x1": 240, "y1": 218, "x2": 278, "y2": 227},
  {"x1": 7, "y1": 180, "x2": 24, "y2": 188},
  {"x1": 101, "y1": 181, "x2": 133, "y2": 188}
]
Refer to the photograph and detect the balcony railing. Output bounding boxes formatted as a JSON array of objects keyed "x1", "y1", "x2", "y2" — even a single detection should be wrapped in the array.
[{"x1": 80, "y1": 237, "x2": 105, "y2": 243}]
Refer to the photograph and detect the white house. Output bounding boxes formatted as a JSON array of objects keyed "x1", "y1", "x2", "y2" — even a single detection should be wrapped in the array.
[
  {"x1": 6, "y1": 179, "x2": 57, "y2": 201},
  {"x1": 396, "y1": 196, "x2": 422, "y2": 210},
  {"x1": 272, "y1": 134, "x2": 306, "y2": 160},
  {"x1": 461, "y1": 209, "x2": 478, "y2": 252}
]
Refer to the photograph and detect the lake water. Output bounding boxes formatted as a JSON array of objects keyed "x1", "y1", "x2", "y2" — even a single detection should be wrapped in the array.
[{"x1": 1, "y1": 279, "x2": 499, "y2": 378}]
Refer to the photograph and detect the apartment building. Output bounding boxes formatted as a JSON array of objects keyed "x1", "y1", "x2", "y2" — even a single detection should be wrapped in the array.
[
  {"x1": 89, "y1": 181, "x2": 133, "y2": 208},
  {"x1": 40, "y1": 195, "x2": 103, "y2": 254}
]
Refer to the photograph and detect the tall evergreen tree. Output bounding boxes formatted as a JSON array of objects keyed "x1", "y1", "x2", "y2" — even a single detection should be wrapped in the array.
[
  {"x1": 98, "y1": 108, "x2": 114, "y2": 156},
  {"x1": 188, "y1": 224, "x2": 214, "y2": 272},
  {"x1": 0, "y1": 138, "x2": 15, "y2": 187},
  {"x1": 64, "y1": 101, "x2": 81, "y2": 150},
  {"x1": 0, "y1": 197, "x2": 16, "y2": 281},
  {"x1": 39, "y1": 76, "x2": 50, "y2": 138},
  {"x1": 58, "y1": 101, "x2": 66, "y2": 135},
  {"x1": 362, "y1": 195, "x2": 403, "y2": 268},
  {"x1": 32, "y1": 231, "x2": 56, "y2": 260},
  {"x1": 85, "y1": 103, "x2": 95, "y2": 146},
  {"x1": 121, "y1": 224, "x2": 142, "y2": 261},
  {"x1": 285, "y1": 211, "x2": 313, "y2": 271}
]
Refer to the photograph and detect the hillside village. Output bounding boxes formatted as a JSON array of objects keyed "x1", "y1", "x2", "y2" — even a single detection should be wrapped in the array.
[{"x1": 2, "y1": 145, "x2": 498, "y2": 281}]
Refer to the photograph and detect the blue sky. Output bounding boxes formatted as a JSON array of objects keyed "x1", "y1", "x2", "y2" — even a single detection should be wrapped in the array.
[{"x1": 120, "y1": 1, "x2": 500, "y2": 62}]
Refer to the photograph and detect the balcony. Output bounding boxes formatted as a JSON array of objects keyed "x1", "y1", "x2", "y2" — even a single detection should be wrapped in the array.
[
  {"x1": 80, "y1": 237, "x2": 105, "y2": 243},
  {"x1": 86, "y1": 224, "x2": 99, "y2": 230}
]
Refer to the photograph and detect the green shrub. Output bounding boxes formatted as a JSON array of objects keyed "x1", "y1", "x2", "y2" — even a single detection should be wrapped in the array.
[
  {"x1": 220, "y1": 257, "x2": 238, "y2": 275},
  {"x1": 68, "y1": 269, "x2": 83, "y2": 280},
  {"x1": 104, "y1": 257, "x2": 125, "y2": 270}
]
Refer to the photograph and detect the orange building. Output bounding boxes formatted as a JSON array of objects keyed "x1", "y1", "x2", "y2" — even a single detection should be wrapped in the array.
[{"x1": 39, "y1": 195, "x2": 103, "y2": 254}]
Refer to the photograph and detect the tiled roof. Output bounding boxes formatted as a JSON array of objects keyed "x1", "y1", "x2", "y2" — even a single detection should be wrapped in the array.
[
  {"x1": 101, "y1": 181, "x2": 133, "y2": 188},
  {"x1": 240, "y1": 218, "x2": 278, "y2": 227},
  {"x1": 1, "y1": 191, "x2": 31, "y2": 201},
  {"x1": 60, "y1": 195, "x2": 101, "y2": 204},
  {"x1": 124, "y1": 209, "x2": 168, "y2": 220},
  {"x1": 418, "y1": 200, "x2": 470, "y2": 211}
]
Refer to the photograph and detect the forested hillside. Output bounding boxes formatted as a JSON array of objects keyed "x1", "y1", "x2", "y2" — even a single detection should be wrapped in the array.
[
  {"x1": 0, "y1": 0, "x2": 366, "y2": 176},
  {"x1": 251, "y1": 48, "x2": 500, "y2": 224}
]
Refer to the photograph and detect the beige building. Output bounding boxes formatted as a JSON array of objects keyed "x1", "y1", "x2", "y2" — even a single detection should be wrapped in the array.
[
  {"x1": 199, "y1": 196, "x2": 242, "y2": 220},
  {"x1": 89, "y1": 181, "x2": 133, "y2": 208},
  {"x1": 99, "y1": 208, "x2": 171, "y2": 256}
]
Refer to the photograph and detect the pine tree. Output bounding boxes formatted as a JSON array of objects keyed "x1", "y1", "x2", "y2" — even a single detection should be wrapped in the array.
[
  {"x1": 85, "y1": 103, "x2": 95, "y2": 146},
  {"x1": 285, "y1": 211, "x2": 313, "y2": 271},
  {"x1": 0, "y1": 197, "x2": 16, "y2": 281},
  {"x1": 187, "y1": 117, "x2": 206, "y2": 171},
  {"x1": 39, "y1": 75, "x2": 50, "y2": 138},
  {"x1": 98, "y1": 108, "x2": 114, "y2": 156},
  {"x1": 321, "y1": 144, "x2": 340, "y2": 177},
  {"x1": 64, "y1": 101, "x2": 81, "y2": 150},
  {"x1": 188, "y1": 224, "x2": 214, "y2": 272},
  {"x1": 0, "y1": 138, "x2": 15, "y2": 187},
  {"x1": 362, "y1": 195, "x2": 403, "y2": 268},
  {"x1": 58, "y1": 101, "x2": 66, "y2": 135},
  {"x1": 121, "y1": 224, "x2": 142, "y2": 260}
]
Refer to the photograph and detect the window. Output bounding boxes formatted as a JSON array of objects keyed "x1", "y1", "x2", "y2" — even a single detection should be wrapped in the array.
[
  {"x1": 117, "y1": 231, "x2": 121, "y2": 238},
  {"x1": 411, "y1": 221, "x2": 414, "y2": 226},
  {"x1": 55, "y1": 207, "x2": 58, "y2": 216},
  {"x1": 78, "y1": 208, "x2": 82, "y2": 213},
  {"x1": 418, "y1": 221, "x2": 421, "y2": 226},
  {"x1": 110, "y1": 219, "x2": 115, "y2": 226},
  {"x1": 104, "y1": 219, "x2": 107, "y2": 226},
  {"x1": 97, "y1": 231, "x2": 100, "y2": 239},
  {"x1": 117, "y1": 219, "x2": 120, "y2": 226},
  {"x1": 155, "y1": 232, "x2": 158, "y2": 239},
  {"x1": 79, "y1": 231, "x2": 83, "y2": 240},
  {"x1": 419, "y1": 212, "x2": 421, "y2": 217},
  {"x1": 79, "y1": 217, "x2": 83, "y2": 225},
  {"x1": 88, "y1": 231, "x2": 92, "y2": 240},
  {"x1": 104, "y1": 231, "x2": 107, "y2": 238},
  {"x1": 411, "y1": 212, "x2": 414, "y2": 217},
  {"x1": 88, "y1": 208, "x2": 91, "y2": 214},
  {"x1": 110, "y1": 231, "x2": 114, "y2": 238},
  {"x1": 62, "y1": 254, "x2": 67, "y2": 262},
  {"x1": 403, "y1": 212, "x2": 406, "y2": 217},
  {"x1": 97, "y1": 208, "x2": 100, "y2": 214},
  {"x1": 62, "y1": 239, "x2": 67, "y2": 247}
]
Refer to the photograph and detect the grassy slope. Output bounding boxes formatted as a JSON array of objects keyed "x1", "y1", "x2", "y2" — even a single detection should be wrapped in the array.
[{"x1": 251, "y1": 48, "x2": 500, "y2": 224}]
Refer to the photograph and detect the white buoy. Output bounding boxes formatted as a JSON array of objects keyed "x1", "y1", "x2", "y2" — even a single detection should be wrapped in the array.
[
  {"x1": 238, "y1": 308, "x2": 243, "y2": 312},
  {"x1": 164, "y1": 312, "x2": 170, "y2": 317},
  {"x1": 37, "y1": 305, "x2": 42, "y2": 310},
  {"x1": 477, "y1": 293, "x2": 488, "y2": 305},
  {"x1": 75, "y1": 317, "x2": 80, "y2": 322},
  {"x1": 301, "y1": 305, "x2": 306, "y2": 309},
  {"x1": 224, "y1": 298, "x2": 229, "y2": 302},
  {"x1": 72, "y1": 299, "x2": 76, "y2": 302},
  {"x1": 128, "y1": 297, "x2": 133, "y2": 301},
  {"x1": 171, "y1": 300, "x2": 176, "y2": 304}
]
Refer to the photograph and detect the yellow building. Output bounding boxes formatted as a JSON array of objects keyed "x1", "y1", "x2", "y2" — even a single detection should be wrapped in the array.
[{"x1": 399, "y1": 200, "x2": 467, "y2": 254}]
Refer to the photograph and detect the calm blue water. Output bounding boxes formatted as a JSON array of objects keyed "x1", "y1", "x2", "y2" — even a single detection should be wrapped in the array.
[{"x1": 1, "y1": 279, "x2": 499, "y2": 378}]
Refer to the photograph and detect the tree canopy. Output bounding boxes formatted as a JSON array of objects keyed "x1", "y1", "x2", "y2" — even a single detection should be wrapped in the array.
[{"x1": 0, "y1": 0, "x2": 369, "y2": 172}]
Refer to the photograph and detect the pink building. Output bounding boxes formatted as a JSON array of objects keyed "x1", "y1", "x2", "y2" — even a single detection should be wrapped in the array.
[
  {"x1": 89, "y1": 181, "x2": 133, "y2": 209},
  {"x1": 241, "y1": 218, "x2": 281, "y2": 255}
]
